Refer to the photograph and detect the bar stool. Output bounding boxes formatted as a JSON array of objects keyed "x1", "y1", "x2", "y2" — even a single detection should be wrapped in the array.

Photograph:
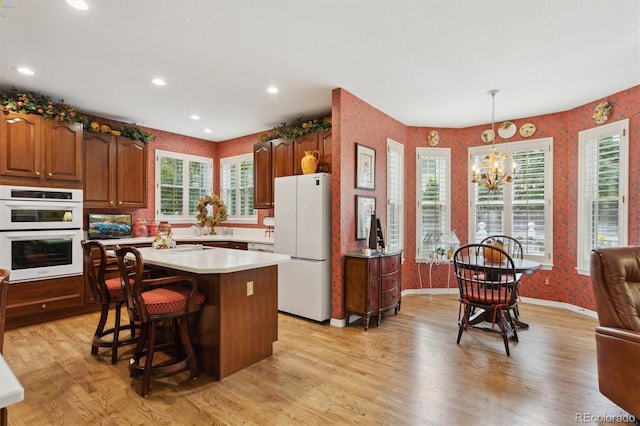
[
  {"x1": 81, "y1": 240, "x2": 137, "y2": 364},
  {"x1": 115, "y1": 246, "x2": 205, "y2": 397}
]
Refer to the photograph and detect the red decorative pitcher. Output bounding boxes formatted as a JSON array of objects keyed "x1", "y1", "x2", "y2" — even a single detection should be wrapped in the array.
[{"x1": 132, "y1": 218, "x2": 148, "y2": 238}]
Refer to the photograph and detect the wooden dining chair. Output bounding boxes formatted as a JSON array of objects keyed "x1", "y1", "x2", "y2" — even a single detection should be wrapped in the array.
[
  {"x1": 81, "y1": 240, "x2": 138, "y2": 364},
  {"x1": 115, "y1": 246, "x2": 205, "y2": 397},
  {"x1": 453, "y1": 244, "x2": 522, "y2": 356},
  {"x1": 481, "y1": 235, "x2": 524, "y2": 324}
]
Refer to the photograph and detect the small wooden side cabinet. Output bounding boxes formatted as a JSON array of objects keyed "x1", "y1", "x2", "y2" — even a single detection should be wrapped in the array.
[{"x1": 344, "y1": 251, "x2": 402, "y2": 330}]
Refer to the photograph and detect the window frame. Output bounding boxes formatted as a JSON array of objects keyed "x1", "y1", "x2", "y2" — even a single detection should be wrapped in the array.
[
  {"x1": 416, "y1": 147, "x2": 451, "y2": 260},
  {"x1": 468, "y1": 137, "x2": 553, "y2": 266},
  {"x1": 154, "y1": 149, "x2": 213, "y2": 223},
  {"x1": 576, "y1": 119, "x2": 629, "y2": 275},
  {"x1": 386, "y1": 138, "x2": 404, "y2": 254},
  {"x1": 219, "y1": 153, "x2": 257, "y2": 224}
]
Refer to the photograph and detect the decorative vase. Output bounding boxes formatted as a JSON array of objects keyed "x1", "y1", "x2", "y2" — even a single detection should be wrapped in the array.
[
  {"x1": 301, "y1": 150, "x2": 320, "y2": 174},
  {"x1": 484, "y1": 243, "x2": 506, "y2": 263},
  {"x1": 158, "y1": 221, "x2": 171, "y2": 234},
  {"x1": 152, "y1": 232, "x2": 176, "y2": 249},
  {"x1": 148, "y1": 220, "x2": 159, "y2": 237},
  {"x1": 202, "y1": 226, "x2": 212, "y2": 235},
  {"x1": 132, "y1": 218, "x2": 148, "y2": 238}
]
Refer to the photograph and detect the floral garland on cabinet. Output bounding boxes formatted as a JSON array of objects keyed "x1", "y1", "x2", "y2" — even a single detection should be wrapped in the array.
[{"x1": 0, "y1": 88, "x2": 155, "y2": 142}]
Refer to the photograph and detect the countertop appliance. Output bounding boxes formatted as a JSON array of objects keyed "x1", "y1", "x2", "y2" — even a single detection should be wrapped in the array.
[
  {"x1": 0, "y1": 185, "x2": 83, "y2": 283},
  {"x1": 274, "y1": 173, "x2": 331, "y2": 321}
]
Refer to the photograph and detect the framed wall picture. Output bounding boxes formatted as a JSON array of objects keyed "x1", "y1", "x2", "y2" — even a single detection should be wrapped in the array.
[
  {"x1": 356, "y1": 195, "x2": 376, "y2": 240},
  {"x1": 356, "y1": 143, "x2": 375, "y2": 190}
]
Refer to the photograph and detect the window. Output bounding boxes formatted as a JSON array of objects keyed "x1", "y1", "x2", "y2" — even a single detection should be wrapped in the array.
[
  {"x1": 387, "y1": 139, "x2": 404, "y2": 253},
  {"x1": 416, "y1": 147, "x2": 451, "y2": 259},
  {"x1": 155, "y1": 150, "x2": 213, "y2": 222},
  {"x1": 220, "y1": 153, "x2": 256, "y2": 223},
  {"x1": 576, "y1": 119, "x2": 628, "y2": 275},
  {"x1": 469, "y1": 138, "x2": 553, "y2": 265}
]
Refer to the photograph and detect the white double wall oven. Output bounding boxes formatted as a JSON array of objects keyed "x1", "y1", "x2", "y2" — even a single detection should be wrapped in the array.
[{"x1": 0, "y1": 185, "x2": 83, "y2": 283}]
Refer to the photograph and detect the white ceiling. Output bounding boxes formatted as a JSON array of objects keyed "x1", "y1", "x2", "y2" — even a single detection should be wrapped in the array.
[{"x1": 0, "y1": 0, "x2": 638, "y2": 142}]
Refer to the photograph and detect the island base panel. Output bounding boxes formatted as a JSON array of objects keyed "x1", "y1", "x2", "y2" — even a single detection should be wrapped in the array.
[{"x1": 194, "y1": 266, "x2": 278, "y2": 379}]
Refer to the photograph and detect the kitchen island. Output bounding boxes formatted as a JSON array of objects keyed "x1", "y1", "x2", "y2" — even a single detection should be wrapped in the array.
[{"x1": 134, "y1": 246, "x2": 289, "y2": 380}]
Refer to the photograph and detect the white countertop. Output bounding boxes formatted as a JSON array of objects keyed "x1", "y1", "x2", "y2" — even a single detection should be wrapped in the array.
[
  {"x1": 0, "y1": 354, "x2": 24, "y2": 409},
  {"x1": 94, "y1": 229, "x2": 274, "y2": 247},
  {"x1": 135, "y1": 246, "x2": 289, "y2": 274}
]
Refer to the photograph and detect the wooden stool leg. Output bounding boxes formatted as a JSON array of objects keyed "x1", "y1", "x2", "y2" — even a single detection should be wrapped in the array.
[
  {"x1": 92, "y1": 304, "x2": 109, "y2": 356},
  {"x1": 179, "y1": 317, "x2": 198, "y2": 378},
  {"x1": 111, "y1": 303, "x2": 122, "y2": 365},
  {"x1": 141, "y1": 321, "x2": 157, "y2": 397}
]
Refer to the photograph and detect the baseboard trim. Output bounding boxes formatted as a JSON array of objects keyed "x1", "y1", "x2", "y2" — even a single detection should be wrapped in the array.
[{"x1": 329, "y1": 288, "x2": 598, "y2": 327}]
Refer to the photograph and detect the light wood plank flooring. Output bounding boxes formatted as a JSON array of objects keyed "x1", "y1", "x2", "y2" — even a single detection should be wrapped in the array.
[{"x1": 3, "y1": 294, "x2": 635, "y2": 425}]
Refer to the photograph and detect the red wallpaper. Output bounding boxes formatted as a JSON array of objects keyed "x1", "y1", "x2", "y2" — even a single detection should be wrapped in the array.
[
  {"x1": 87, "y1": 84, "x2": 640, "y2": 319},
  {"x1": 329, "y1": 85, "x2": 640, "y2": 318}
]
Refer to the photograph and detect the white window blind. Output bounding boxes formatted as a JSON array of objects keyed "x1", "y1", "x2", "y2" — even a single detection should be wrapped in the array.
[
  {"x1": 155, "y1": 149, "x2": 213, "y2": 222},
  {"x1": 220, "y1": 154, "x2": 256, "y2": 223},
  {"x1": 469, "y1": 138, "x2": 553, "y2": 265},
  {"x1": 577, "y1": 119, "x2": 628, "y2": 274},
  {"x1": 416, "y1": 147, "x2": 450, "y2": 259},
  {"x1": 386, "y1": 139, "x2": 404, "y2": 253}
]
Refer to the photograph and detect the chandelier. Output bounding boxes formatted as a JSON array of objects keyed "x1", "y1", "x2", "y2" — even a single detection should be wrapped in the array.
[{"x1": 471, "y1": 89, "x2": 515, "y2": 193}]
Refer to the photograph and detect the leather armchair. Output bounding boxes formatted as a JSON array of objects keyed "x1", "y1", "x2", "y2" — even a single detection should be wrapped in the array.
[{"x1": 590, "y1": 247, "x2": 640, "y2": 419}]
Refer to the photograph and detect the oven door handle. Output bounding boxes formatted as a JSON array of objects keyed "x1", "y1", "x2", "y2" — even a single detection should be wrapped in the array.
[
  {"x1": 2, "y1": 230, "x2": 81, "y2": 240},
  {"x1": 4, "y1": 201, "x2": 81, "y2": 209}
]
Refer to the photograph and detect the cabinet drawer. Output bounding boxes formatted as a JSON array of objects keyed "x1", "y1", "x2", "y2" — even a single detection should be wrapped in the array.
[
  {"x1": 381, "y1": 255, "x2": 399, "y2": 274},
  {"x1": 381, "y1": 273, "x2": 399, "y2": 292},
  {"x1": 6, "y1": 275, "x2": 84, "y2": 318},
  {"x1": 381, "y1": 288, "x2": 398, "y2": 309}
]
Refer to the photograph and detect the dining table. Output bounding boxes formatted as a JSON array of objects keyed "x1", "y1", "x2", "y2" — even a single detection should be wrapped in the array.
[{"x1": 455, "y1": 255, "x2": 542, "y2": 330}]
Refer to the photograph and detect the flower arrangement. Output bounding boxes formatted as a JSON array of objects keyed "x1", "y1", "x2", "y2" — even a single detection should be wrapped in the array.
[
  {"x1": 195, "y1": 194, "x2": 228, "y2": 233},
  {"x1": 0, "y1": 87, "x2": 155, "y2": 142},
  {"x1": 260, "y1": 117, "x2": 331, "y2": 142}
]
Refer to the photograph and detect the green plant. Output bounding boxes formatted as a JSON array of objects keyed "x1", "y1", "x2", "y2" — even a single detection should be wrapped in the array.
[
  {"x1": 260, "y1": 117, "x2": 331, "y2": 142},
  {"x1": 0, "y1": 89, "x2": 79, "y2": 122},
  {"x1": 117, "y1": 123, "x2": 156, "y2": 142}
]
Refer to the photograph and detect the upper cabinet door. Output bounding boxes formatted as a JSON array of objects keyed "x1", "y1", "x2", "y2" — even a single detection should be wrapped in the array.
[
  {"x1": 271, "y1": 138, "x2": 294, "y2": 178},
  {"x1": 253, "y1": 141, "x2": 273, "y2": 209},
  {"x1": 319, "y1": 130, "x2": 332, "y2": 173},
  {"x1": 44, "y1": 120, "x2": 83, "y2": 182},
  {"x1": 0, "y1": 113, "x2": 42, "y2": 180},
  {"x1": 116, "y1": 137, "x2": 147, "y2": 208},
  {"x1": 83, "y1": 132, "x2": 116, "y2": 207}
]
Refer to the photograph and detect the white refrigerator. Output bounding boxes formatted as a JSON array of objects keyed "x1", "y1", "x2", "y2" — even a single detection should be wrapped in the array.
[{"x1": 274, "y1": 173, "x2": 331, "y2": 321}]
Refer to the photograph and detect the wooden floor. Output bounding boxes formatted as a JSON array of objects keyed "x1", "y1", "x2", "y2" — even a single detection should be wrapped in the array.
[{"x1": 3, "y1": 294, "x2": 635, "y2": 426}]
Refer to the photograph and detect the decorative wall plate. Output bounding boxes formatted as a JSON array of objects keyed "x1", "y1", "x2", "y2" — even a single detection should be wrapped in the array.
[
  {"x1": 498, "y1": 121, "x2": 516, "y2": 139},
  {"x1": 427, "y1": 130, "x2": 440, "y2": 146},
  {"x1": 592, "y1": 101, "x2": 612, "y2": 124},
  {"x1": 481, "y1": 129, "x2": 495, "y2": 143},
  {"x1": 519, "y1": 123, "x2": 536, "y2": 137}
]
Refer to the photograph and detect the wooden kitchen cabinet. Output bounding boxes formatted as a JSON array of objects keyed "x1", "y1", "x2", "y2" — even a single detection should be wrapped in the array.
[
  {"x1": 0, "y1": 112, "x2": 83, "y2": 188},
  {"x1": 5, "y1": 275, "x2": 89, "y2": 329},
  {"x1": 293, "y1": 130, "x2": 332, "y2": 174},
  {"x1": 253, "y1": 131, "x2": 331, "y2": 208},
  {"x1": 344, "y1": 251, "x2": 402, "y2": 330},
  {"x1": 253, "y1": 141, "x2": 273, "y2": 209},
  {"x1": 83, "y1": 132, "x2": 148, "y2": 208}
]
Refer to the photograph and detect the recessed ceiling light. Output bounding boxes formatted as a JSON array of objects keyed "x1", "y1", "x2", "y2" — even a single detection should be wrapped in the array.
[
  {"x1": 151, "y1": 78, "x2": 167, "y2": 86},
  {"x1": 204, "y1": 128, "x2": 212, "y2": 133},
  {"x1": 15, "y1": 67, "x2": 35, "y2": 76},
  {"x1": 66, "y1": 1, "x2": 89, "y2": 11},
  {"x1": 267, "y1": 86, "x2": 279, "y2": 94},
  {"x1": 190, "y1": 115, "x2": 201, "y2": 120}
]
